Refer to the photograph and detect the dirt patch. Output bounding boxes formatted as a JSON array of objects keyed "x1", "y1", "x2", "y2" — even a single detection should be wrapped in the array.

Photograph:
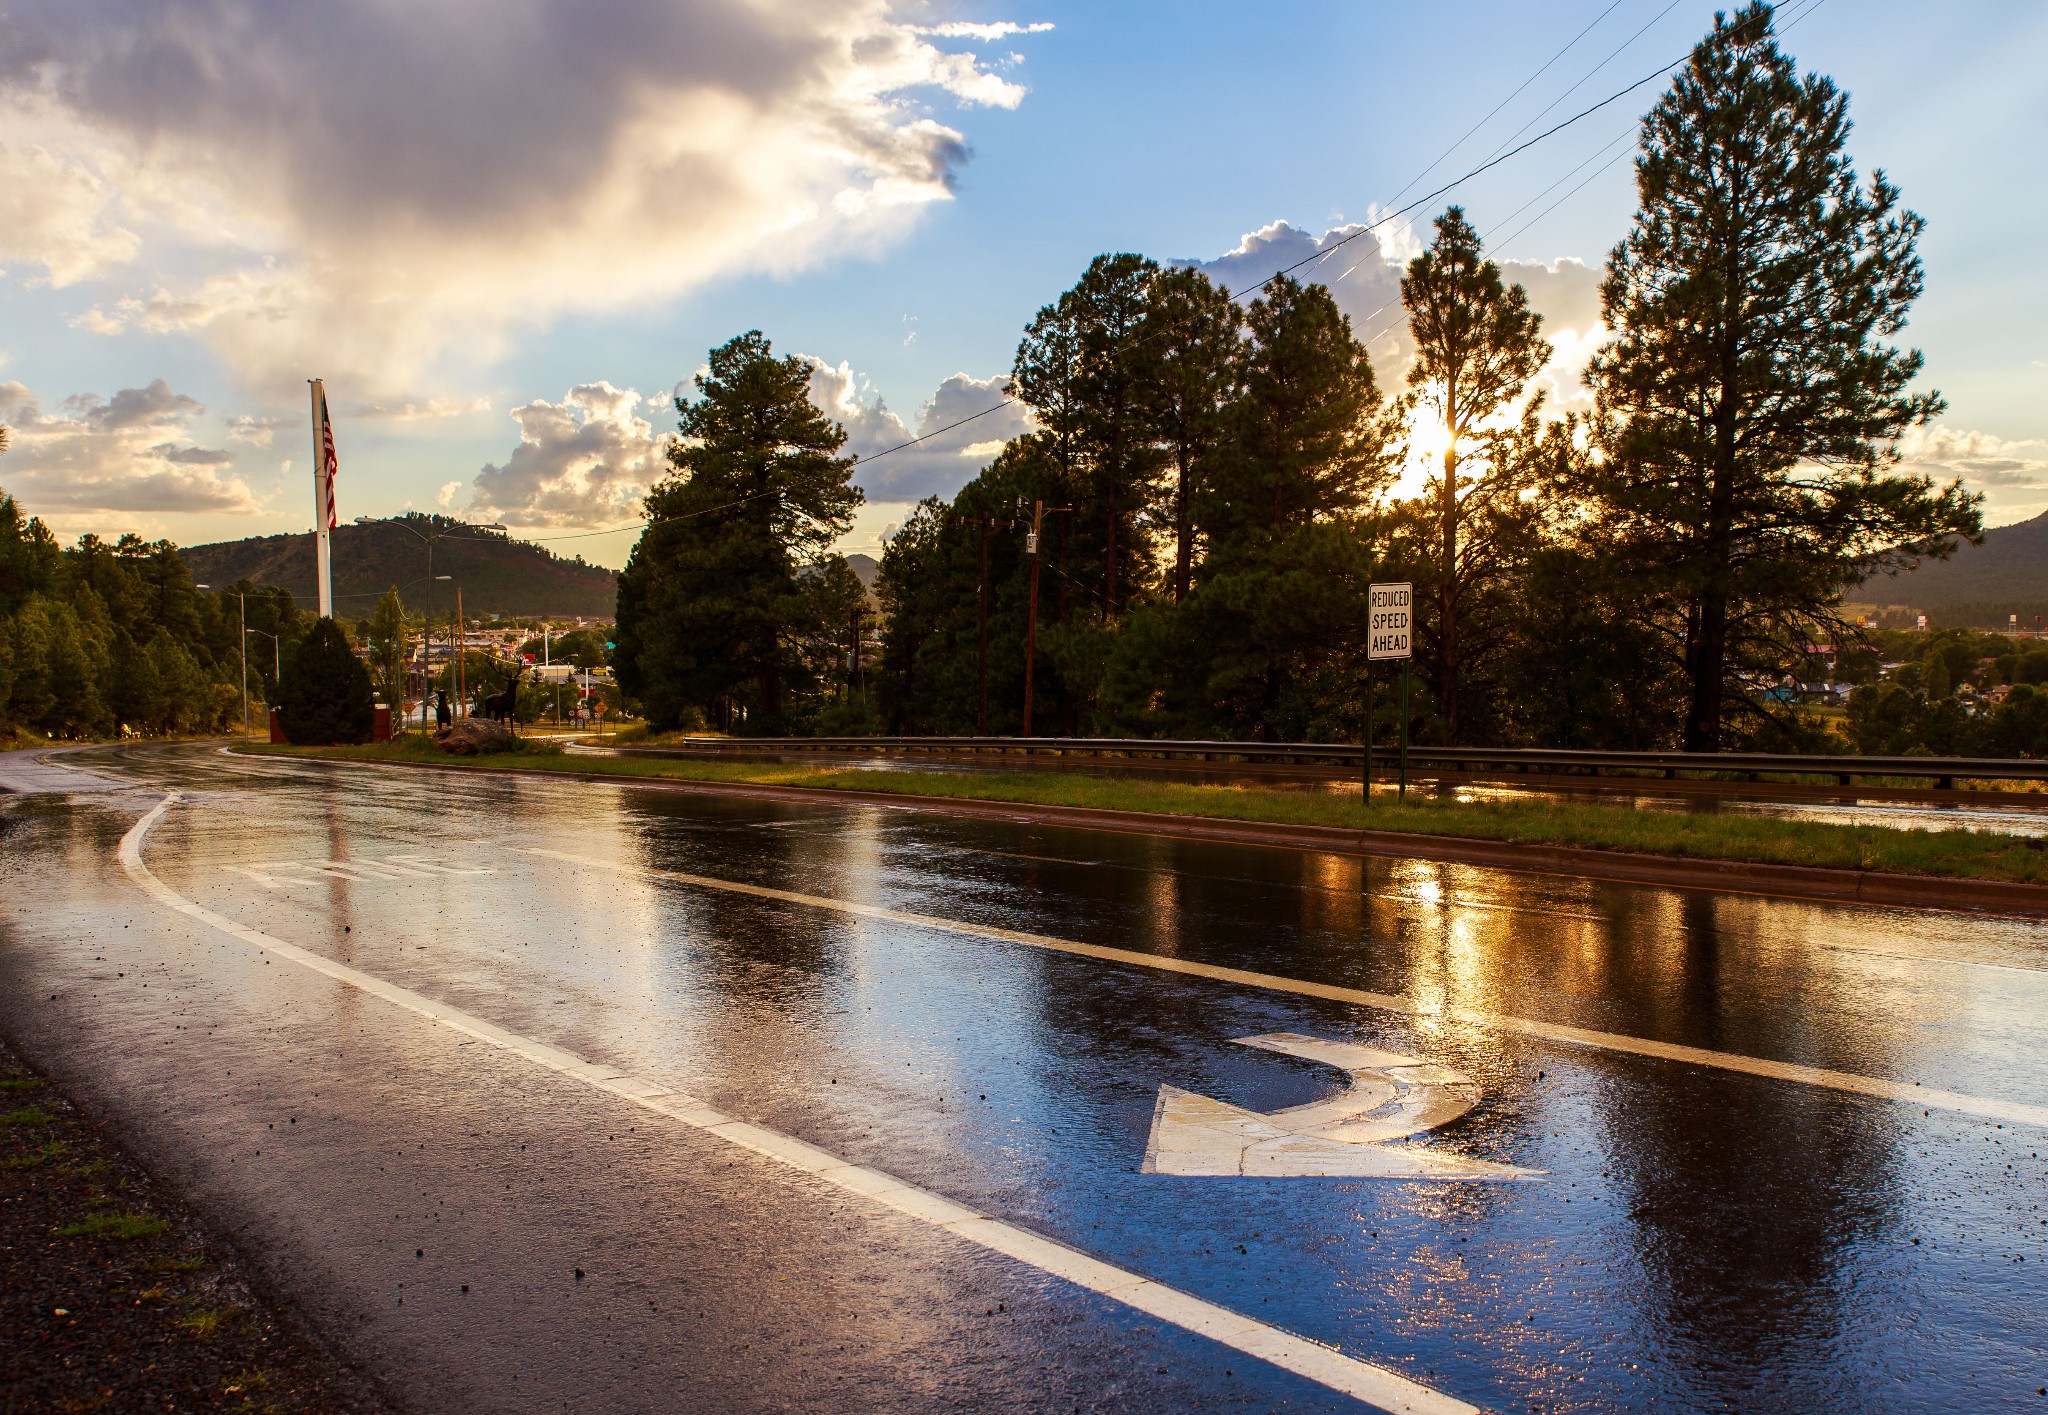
[{"x1": 0, "y1": 1037, "x2": 394, "y2": 1415}]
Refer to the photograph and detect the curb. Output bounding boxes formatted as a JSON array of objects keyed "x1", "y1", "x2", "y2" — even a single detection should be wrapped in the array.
[{"x1": 247, "y1": 749, "x2": 2048, "y2": 917}]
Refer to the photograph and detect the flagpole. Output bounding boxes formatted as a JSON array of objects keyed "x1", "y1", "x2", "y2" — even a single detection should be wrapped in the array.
[{"x1": 309, "y1": 378, "x2": 334, "y2": 619}]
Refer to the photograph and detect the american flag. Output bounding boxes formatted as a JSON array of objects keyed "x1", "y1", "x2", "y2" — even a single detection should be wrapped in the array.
[{"x1": 313, "y1": 380, "x2": 339, "y2": 528}]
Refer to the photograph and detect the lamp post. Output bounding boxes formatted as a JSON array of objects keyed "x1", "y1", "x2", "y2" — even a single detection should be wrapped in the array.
[
  {"x1": 244, "y1": 627, "x2": 282, "y2": 735},
  {"x1": 197, "y1": 584, "x2": 252, "y2": 740}
]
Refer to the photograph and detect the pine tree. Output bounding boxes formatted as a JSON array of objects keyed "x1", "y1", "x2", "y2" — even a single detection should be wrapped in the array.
[
  {"x1": 1582, "y1": 2, "x2": 1979, "y2": 749},
  {"x1": 1200, "y1": 277, "x2": 1389, "y2": 567},
  {"x1": 277, "y1": 617, "x2": 374, "y2": 745},
  {"x1": 1400, "y1": 208, "x2": 1550, "y2": 744},
  {"x1": 1136, "y1": 266, "x2": 1240, "y2": 604},
  {"x1": 1012, "y1": 254, "x2": 1162, "y2": 618},
  {"x1": 367, "y1": 586, "x2": 409, "y2": 709},
  {"x1": 614, "y1": 331, "x2": 860, "y2": 732}
]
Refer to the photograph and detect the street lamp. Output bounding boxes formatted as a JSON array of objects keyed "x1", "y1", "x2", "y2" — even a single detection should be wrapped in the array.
[
  {"x1": 245, "y1": 627, "x2": 283, "y2": 736},
  {"x1": 198, "y1": 584, "x2": 254, "y2": 741}
]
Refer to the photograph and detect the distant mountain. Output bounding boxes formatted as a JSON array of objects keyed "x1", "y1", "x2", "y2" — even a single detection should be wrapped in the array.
[
  {"x1": 182, "y1": 515, "x2": 617, "y2": 620},
  {"x1": 846, "y1": 552, "x2": 878, "y2": 588},
  {"x1": 1875, "y1": 512, "x2": 2048, "y2": 628}
]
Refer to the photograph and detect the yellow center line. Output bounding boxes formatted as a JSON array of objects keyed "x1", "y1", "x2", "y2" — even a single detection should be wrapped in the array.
[{"x1": 514, "y1": 845, "x2": 2048, "y2": 1132}]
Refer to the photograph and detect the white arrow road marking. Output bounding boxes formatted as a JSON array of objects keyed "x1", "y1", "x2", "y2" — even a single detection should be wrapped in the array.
[
  {"x1": 512, "y1": 846, "x2": 2048, "y2": 1131},
  {"x1": 118, "y1": 794, "x2": 1479, "y2": 1415},
  {"x1": 1144, "y1": 1034, "x2": 1541, "y2": 1180}
]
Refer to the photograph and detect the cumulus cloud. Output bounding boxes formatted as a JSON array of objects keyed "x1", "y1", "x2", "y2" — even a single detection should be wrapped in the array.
[
  {"x1": 351, "y1": 397, "x2": 493, "y2": 422},
  {"x1": 912, "y1": 22, "x2": 1056, "y2": 40},
  {"x1": 1, "y1": 1, "x2": 1046, "y2": 393},
  {"x1": 1183, "y1": 221, "x2": 1607, "y2": 396},
  {"x1": 0, "y1": 141, "x2": 138, "y2": 285},
  {"x1": 226, "y1": 414, "x2": 284, "y2": 446},
  {"x1": 0, "y1": 378, "x2": 259, "y2": 515},
  {"x1": 1897, "y1": 424, "x2": 2048, "y2": 522},
  {"x1": 806, "y1": 360, "x2": 1035, "y2": 502},
  {"x1": 468, "y1": 383, "x2": 664, "y2": 528}
]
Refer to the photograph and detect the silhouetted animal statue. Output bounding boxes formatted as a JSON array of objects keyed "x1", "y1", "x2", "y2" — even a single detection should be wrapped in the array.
[{"x1": 479, "y1": 665, "x2": 524, "y2": 726}]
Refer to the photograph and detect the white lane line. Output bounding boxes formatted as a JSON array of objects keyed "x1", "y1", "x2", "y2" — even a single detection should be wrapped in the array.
[
  {"x1": 117, "y1": 795, "x2": 1473, "y2": 1415},
  {"x1": 516, "y1": 846, "x2": 2048, "y2": 1133}
]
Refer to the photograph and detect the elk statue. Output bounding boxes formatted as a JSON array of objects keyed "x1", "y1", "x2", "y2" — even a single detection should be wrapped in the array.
[{"x1": 478, "y1": 663, "x2": 524, "y2": 727}]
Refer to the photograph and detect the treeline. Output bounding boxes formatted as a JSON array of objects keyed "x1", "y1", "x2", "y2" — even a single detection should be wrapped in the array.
[
  {"x1": 1842, "y1": 629, "x2": 2048, "y2": 757},
  {"x1": 0, "y1": 481, "x2": 308, "y2": 739},
  {"x1": 870, "y1": 5, "x2": 1978, "y2": 752}
]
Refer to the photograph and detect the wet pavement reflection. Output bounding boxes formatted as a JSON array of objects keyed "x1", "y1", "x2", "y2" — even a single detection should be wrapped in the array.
[{"x1": 4, "y1": 743, "x2": 2046, "y2": 1413}]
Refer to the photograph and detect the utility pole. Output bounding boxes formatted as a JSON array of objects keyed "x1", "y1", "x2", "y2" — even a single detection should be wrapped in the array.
[
  {"x1": 455, "y1": 586, "x2": 466, "y2": 715},
  {"x1": 1020, "y1": 498, "x2": 1072, "y2": 738},
  {"x1": 847, "y1": 604, "x2": 872, "y2": 699},
  {"x1": 951, "y1": 514, "x2": 1016, "y2": 734},
  {"x1": 239, "y1": 593, "x2": 248, "y2": 740}
]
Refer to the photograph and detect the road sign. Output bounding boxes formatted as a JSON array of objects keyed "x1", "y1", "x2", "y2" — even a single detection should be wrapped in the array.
[
  {"x1": 1142, "y1": 1033, "x2": 1539, "y2": 1179},
  {"x1": 1368, "y1": 582, "x2": 1412, "y2": 660}
]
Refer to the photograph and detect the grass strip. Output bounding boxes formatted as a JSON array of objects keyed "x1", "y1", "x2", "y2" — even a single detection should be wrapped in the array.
[{"x1": 257, "y1": 737, "x2": 2048, "y2": 886}]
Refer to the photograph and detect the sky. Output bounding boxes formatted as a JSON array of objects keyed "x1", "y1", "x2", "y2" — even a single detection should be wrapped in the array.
[{"x1": 1, "y1": 0, "x2": 2044, "y2": 574}]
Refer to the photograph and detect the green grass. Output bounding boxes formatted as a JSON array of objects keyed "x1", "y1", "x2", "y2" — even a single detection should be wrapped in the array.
[
  {"x1": 176, "y1": 1304, "x2": 237, "y2": 1339},
  {"x1": 2, "y1": 1140, "x2": 70, "y2": 1170},
  {"x1": 54, "y1": 1210, "x2": 169, "y2": 1241},
  {"x1": 0, "y1": 1077, "x2": 46, "y2": 1092},
  {"x1": 255, "y1": 741, "x2": 2048, "y2": 886},
  {"x1": 1, "y1": 1106, "x2": 55, "y2": 1125}
]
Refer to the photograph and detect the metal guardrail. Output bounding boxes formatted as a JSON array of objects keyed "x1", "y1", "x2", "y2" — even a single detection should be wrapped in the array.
[{"x1": 633, "y1": 735, "x2": 2048, "y2": 790}]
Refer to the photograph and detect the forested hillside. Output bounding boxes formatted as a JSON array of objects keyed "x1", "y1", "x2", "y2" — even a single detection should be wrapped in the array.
[
  {"x1": 1881, "y1": 512, "x2": 2048, "y2": 626},
  {"x1": 183, "y1": 515, "x2": 617, "y2": 620}
]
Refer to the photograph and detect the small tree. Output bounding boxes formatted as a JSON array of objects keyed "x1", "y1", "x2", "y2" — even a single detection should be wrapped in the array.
[
  {"x1": 366, "y1": 586, "x2": 408, "y2": 709},
  {"x1": 278, "y1": 617, "x2": 374, "y2": 745}
]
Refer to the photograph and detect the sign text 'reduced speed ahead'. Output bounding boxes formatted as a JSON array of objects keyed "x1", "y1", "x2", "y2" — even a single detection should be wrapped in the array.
[{"x1": 1368, "y1": 582, "x2": 1412, "y2": 661}]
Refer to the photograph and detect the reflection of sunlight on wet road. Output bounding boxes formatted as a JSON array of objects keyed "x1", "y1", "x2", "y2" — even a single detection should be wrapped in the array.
[{"x1": 12, "y1": 741, "x2": 2046, "y2": 1415}]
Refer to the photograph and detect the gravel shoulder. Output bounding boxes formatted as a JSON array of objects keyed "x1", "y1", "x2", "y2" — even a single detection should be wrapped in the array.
[{"x1": 0, "y1": 1035, "x2": 395, "y2": 1415}]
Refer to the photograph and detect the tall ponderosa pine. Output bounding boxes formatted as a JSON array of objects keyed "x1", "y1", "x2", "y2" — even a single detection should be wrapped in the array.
[
  {"x1": 614, "y1": 331, "x2": 861, "y2": 733},
  {"x1": 1583, "y1": 2, "x2": 1979, "y2": 749},
  {"x1": 1136, "y1": 267, "x2": 1240, "y2": 604},
  {"x1": 1011, "y1": 254, "x2": 1161, "y2": 618},
  {"x1": 1163, "y1": 278, "x2": 1391, "y2": 739},
  {"x1": 1201, "y1": 277, "x2": 1389, "y2": 566},
  {"x1": 1400, "y1": 208, "x2": 1550, "y2": 744}
]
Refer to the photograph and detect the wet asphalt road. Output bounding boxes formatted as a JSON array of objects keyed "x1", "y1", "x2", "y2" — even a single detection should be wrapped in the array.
[{"x1": 2, "y1": 743, "x2": 2046, "y2": 1414}]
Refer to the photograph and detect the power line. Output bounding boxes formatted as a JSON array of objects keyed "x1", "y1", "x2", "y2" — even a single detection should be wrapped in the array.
[
  {"x1": 1377, "y1": 0, "x2": 1631, "y2": 213},
  {"x1": 857, "y1": 42, "x2": 1705, "y2": 473}
]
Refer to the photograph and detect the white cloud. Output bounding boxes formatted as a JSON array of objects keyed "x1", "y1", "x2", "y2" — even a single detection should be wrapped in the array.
[
  {"x1": 1184, "y1": 221, "x2": 1607, "y2": 394},
  {"x1": 1897, "y1": 424, "x2": 2048, "y2": 523},
  {"x1": 468, "y1": 383, "x2": 663, "y2": 529},
  {"x1": 351, "y1": 397, "x2": 493, "y2": 422},
  {"x1": 804, "y1": 359, "x2": 1035, "y2": 502},
  {"x1": 0, "y1": 142, "x2": 138, "y2": 286},
  {"x1": 436, "y1": 480, "x2": 463, "y2": 510},
  {"x1": 0, "y1": 1, "x2": 1043, "y2": 394},
  {"x1": 911, "y1": 22, "x2": 1055, "y2": 40},
  {"x1": 0, "y1": 378, "x2": 260, "y2": 516},
  {"x1": 226, "y1": 414, "x2": 284, "y2": 446}
]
